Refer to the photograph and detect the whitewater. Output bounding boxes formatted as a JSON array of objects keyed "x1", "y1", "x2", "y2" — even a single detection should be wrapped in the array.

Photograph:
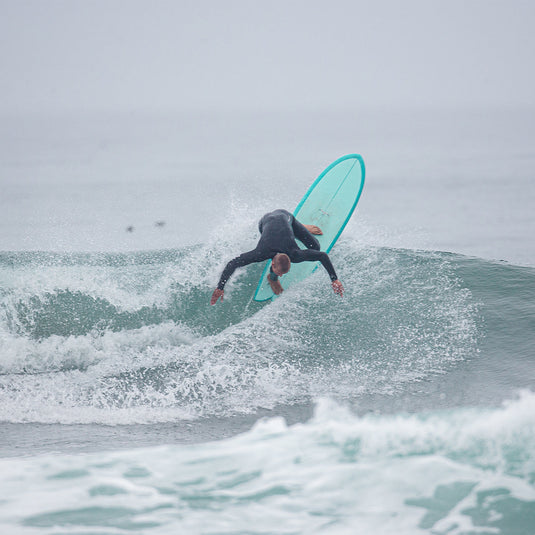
[{"x1": 1, "y1": 109, "x2": 534, "y2": 534}]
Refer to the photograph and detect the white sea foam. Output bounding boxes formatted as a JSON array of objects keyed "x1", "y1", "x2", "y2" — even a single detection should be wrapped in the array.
[{"x1": 0, "y1": 394, "x2": 534, "y2": 534}]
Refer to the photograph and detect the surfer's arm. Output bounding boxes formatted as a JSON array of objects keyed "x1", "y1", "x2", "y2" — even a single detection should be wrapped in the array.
[
  {"x1": 215, "y1": 249, "x2": 267, "y2": 291},
  {"x1": 291, "y1": 249, "x2": 337, "y2": 280},
  {"x1": 212, "y1": 251, "x2": 263, "y2": 305},
  {"x1": 291, "y1": 249, "x2": 343, "y2": 296}
]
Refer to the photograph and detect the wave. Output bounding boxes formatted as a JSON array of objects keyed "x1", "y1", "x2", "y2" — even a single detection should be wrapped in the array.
[
  {"x1": 1, "y1": 394, "x2": 534, "y2": 534},
  {"x1": 3, "y1": 222, "x2": 535, "y2": 425},
  {"x1": 0, "y1": 233, "x2": 502, "y2": 424}
]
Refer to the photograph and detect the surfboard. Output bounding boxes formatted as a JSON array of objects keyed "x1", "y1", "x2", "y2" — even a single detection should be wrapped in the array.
[{"x1": 253, "y1": 154, "x2": 365, "y2": 302}]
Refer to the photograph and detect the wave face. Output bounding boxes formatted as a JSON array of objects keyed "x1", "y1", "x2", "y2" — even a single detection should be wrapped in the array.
[
  {"x1": 1, "y1": 394, "x2": 534, "y2": 534},
  {"x1": 0, "y1": 233, "x2": 505, "y2": 424}
]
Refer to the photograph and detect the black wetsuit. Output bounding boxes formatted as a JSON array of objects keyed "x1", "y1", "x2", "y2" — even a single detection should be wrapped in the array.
[{"x1": 216, "y1": 209, "x2": 338, "y2": 290}]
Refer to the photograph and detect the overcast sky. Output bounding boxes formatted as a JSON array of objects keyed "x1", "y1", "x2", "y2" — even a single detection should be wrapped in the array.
[{"x1": 1, "y1": 0, "x2": 534, "y2": 113}]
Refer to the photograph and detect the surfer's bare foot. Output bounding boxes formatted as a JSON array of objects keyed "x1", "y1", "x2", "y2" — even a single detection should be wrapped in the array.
[
  {"x1": 268, "y1": 277, "x2": 284, "y2": 295},
  {"x1": 305, "y1": 224, "x2": 323, "y2": 235}
]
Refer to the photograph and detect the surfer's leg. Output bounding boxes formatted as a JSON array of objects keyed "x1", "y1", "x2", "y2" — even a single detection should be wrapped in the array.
[{"x1": 292, "y1": 219, "x2": 321, "y2": 250}]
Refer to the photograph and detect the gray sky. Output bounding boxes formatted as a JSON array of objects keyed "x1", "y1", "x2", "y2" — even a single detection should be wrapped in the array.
[{"x1": 1, "y1": 0, "x2": 534, "y2": 113}]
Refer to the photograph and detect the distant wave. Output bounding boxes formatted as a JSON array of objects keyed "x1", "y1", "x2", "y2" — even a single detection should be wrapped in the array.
[{"x1": 1, "y1": 393, "x2": 534, "y2": 534}]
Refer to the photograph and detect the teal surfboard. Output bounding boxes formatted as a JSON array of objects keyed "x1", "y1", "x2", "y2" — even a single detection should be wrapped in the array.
[{"x1": 253, "y1": 154, "x2": 365, "y2": 302}]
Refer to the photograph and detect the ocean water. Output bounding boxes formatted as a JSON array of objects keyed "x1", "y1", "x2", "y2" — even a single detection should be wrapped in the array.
[{"x1": 1, "y1": 109, "x2": 535, "y2": 533}]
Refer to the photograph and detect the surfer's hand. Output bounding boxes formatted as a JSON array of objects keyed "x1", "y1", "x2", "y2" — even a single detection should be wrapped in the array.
[
  {"x1": 210, "y1": 288, "x2": 224, "y2": 305},
  {"x1": 268, "y1": 277, "x2": 284, "y2": 295},
  {"x1": 332, "y1": 280, "x2": 344, "y2": 297}
]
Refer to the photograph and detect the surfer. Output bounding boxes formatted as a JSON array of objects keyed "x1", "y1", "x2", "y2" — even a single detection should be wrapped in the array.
[{"x1": 210, "y1": 209, "x2": 344, "y2": 304}]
